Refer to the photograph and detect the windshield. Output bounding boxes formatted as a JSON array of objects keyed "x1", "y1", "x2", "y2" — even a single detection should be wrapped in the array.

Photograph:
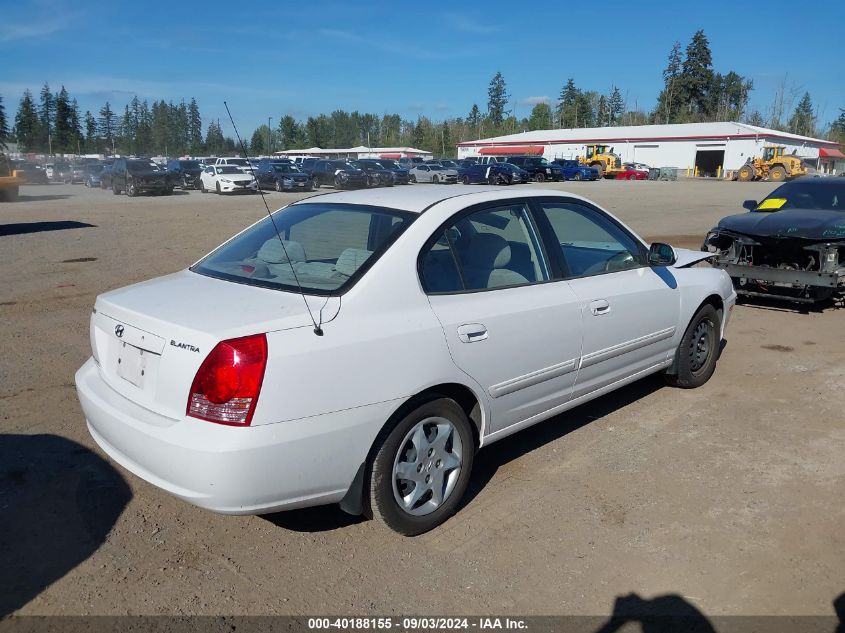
[
  {"x1": 216, "y1": 166, "x2": 243, "y2": 175},
  {"x1": 225, "y1": 158, "x2": 250, "y2": 166},
  {"x1": 271, "y1": 163, "x2": 299, "y2": 173},
  {"x1": 429, "y1": 165, "x2": 446, "y2": 171},
  {"x1": 378, "y1": 160, "x2": 399, "y2": 169},
  {"x1": 127, "y1": 160, "x2": 159, "y2": 172},
  {"x1": 192, "y1": 203, "x2": 415, "y2": 294},
  {"x1": 759, "y1": 181, "x2": 844, "y2": 211}
]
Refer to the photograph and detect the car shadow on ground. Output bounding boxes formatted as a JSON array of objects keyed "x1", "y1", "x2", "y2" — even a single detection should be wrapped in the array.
[
  {"x1": 16, "y1": 194, "x2": 72, "y2": 202},
  {"x1": 0, "y1": 221, "x2": 96, "y2": 237},
  {"x1": 0, "y1": 434, "x2": 131, "y2": 616},
  {"x1": 460, "y1": 374, "x2": 665, "y2": 510},
  {"x1": 736, "y1": 295, "x2": 841, "y2": 314},
  {"x1": 263, "y1": 504, "x2": 366, "y2": 533}
]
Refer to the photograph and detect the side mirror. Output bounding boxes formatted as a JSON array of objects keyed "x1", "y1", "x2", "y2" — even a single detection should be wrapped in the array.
[
  {"x1": 648, "y1": 242, "x2": 677, "y2": 267},
  {"x1": 742, "y1": 199, "x2": 758, "y2": 212}
]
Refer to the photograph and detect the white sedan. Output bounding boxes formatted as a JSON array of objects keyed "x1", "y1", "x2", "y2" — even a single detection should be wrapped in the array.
[
  {"x1": 75, "y1": 187, "x2": 736, "y2": 535},
  {"x1": 409, "y1": 164, "x2": 458, "y2": 184},
  {"x1": 199, "y1": 165, "x2": 258, "y2": 194}
]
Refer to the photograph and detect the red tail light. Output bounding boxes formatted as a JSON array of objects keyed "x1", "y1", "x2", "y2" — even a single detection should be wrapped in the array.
[{"x1": 187, "y1": 334, "x2": 267, "y2": 426}]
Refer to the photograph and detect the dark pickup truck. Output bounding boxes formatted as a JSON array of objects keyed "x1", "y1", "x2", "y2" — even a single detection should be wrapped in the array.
[
  {"x1": 504, "y1": 155, "x2": 562, "y2": 182},
  {"x1": 111, "y1": 158, "x2": 173, "y2": 196}
]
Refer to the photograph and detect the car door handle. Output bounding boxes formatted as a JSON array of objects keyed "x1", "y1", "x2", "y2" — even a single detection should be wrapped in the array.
[
  {"x1": 457, "y1": 323, "x2": 488, "y2": 343},
  {"x1": 590, "y1": 299, "x2": 611, "y2": 316}
]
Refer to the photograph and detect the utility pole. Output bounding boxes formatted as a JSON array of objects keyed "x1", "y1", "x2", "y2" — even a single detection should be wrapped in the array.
[{"x1": 268, "y1": 117, "x2": 273, "y2": 156}]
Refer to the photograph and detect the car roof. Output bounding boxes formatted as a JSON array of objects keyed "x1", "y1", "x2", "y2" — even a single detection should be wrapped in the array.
[{"x1": 290, "y1": 186, "x2": 591, "y2": 214}]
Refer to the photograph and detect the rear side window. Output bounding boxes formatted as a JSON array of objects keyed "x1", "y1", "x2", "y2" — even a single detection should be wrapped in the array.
[{"x1": 420, "y1": 204, "x2": 549, "y2": 293}]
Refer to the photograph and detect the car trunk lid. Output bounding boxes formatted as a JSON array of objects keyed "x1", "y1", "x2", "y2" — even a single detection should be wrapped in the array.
[{"x1": 90, "y1": 269, "x2": 339, "y2": 420}]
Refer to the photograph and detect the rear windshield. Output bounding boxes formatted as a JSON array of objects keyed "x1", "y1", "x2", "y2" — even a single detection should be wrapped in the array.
[
  {"x1": 761, "y1": 181, "x2": 844, "y2": 211},
  {"x1": 192, "y1": 203, "x2": 415, "y2": 294},
  {"x1": 127, "y1": 160, "x2": 159, "y2": 172}
]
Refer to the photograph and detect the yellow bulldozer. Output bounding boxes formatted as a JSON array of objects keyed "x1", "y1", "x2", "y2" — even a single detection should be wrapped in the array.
[
  {"x1": 0, "y1": 153, "x2": 25, "y2": 202},
  {"x1": 578, "y1": 144, "x2": 623, "y2": 178},
  {"x1": 736, "y1": 145, "x2": 808, "y2": 182}
]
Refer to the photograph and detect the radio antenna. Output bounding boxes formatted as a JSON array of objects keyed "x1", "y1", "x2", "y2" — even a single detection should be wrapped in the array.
[{"x1": 223, "y1": 101, "x2": 324, "y2": 336}]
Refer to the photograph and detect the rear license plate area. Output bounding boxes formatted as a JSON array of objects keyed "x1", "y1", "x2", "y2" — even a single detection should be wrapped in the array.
[{"x1": 116, "y1": 341, "x2": 148, "y2": 388}]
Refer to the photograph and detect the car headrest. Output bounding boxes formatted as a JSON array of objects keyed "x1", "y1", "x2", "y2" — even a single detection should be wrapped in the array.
[
  {"x1": 466, "y1": 233, "x2": 511, "y2": 269},
  {"x1": 257, "y1": 239, "x2": 306, "y2": 264},
  {"x1": 334, "y1": 248, "x2": 373, "y2": 277}
]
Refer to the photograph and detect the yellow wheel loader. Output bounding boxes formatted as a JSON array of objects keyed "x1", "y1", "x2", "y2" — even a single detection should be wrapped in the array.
[
  {"x1": 0, "y1": 153, "x2": 25, "y2": 202},
  {"x1": 736, "y1": 146, "x2": 808, "y2": 182},
  {"x1": 578, "y1": 144, "x2": 623, "y2": 178}
]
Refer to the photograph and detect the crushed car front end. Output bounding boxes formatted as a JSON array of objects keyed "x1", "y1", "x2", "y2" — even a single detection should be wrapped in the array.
[{"x1": 703, "y1": 229, "x2": 845, "y2": 303}]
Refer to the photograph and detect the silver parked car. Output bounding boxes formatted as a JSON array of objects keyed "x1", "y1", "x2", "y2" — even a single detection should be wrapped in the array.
[{"x1": 410, "y1": 164, "x2": 458, "y2": 184}]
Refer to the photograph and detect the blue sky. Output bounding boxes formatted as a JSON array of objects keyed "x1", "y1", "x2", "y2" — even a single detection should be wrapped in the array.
[{"x1": 2, "y1": 0, "x2": 844, "y2": 135}]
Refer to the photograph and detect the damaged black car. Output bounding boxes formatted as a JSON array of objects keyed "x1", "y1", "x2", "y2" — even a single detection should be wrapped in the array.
[{"x1": 703, "y1": 179, "x2": 845, "y2": 304}]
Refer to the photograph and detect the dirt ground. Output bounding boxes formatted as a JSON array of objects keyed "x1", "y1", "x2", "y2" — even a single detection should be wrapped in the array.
[{"x1": 1, "y1": 179, "x2": 843, "y2": 619}]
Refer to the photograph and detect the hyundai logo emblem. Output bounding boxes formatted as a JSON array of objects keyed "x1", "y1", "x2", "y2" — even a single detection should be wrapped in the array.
[{"x1": 115, "y1": 325, "x2": 125, "y2": 338}]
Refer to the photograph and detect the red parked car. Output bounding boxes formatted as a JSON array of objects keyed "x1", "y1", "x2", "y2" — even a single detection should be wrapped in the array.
[{"x1": 615, "y1": 167, "x2": 648, "y2": 180}]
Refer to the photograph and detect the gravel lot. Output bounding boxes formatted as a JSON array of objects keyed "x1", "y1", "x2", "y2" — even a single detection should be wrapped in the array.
[{"x1": 1, "y1": 180, "x2": 843, "y2": 619}]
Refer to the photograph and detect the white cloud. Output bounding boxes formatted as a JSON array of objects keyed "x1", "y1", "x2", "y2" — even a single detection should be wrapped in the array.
[
  {"x1": 520, "y1": 96, "x2": 551, "y2": 106},
  {"x1": 444, "y1": 13, "x2": 500, "y2": 34},
  {"x1": 0, "y1": 16, "x2": 72, "y2": 43}
]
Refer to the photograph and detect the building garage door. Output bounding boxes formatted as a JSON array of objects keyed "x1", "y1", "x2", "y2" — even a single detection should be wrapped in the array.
[
  {"x1": 695, "y1": 149, "x2": 725, "y2": 177},
  {"x1": 632, "y1": 145, "x2": 661, "y2": 166}
]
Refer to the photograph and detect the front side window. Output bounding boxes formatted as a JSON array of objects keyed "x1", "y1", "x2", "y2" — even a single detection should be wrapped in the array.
[
  {"x1": 537, "y1": 202, "x2": 645, "y2": 277},
  {"x1": 420, "y1": 204, "x2": 549, "y2": 293},
  {"x1": 193, "y1": 204, "x2": 414, "y2": 295}
]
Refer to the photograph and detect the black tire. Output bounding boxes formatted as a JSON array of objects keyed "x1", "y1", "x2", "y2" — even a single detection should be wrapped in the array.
[
  {"x1": 737, "y1": 165, "x2": 755, "y2": 182},
  {"x1": 200, "y1": 180, "x2": 207, "y2": 193},
  {"x1": 432, "y1": 175, "x2": 439, "y2": 184},
  {"x1": 368, "y1": 396, "x2": 474, "y2": 536},
  {"x1": 770, "y1": 165, "x2": 787, "y2": 182},
  {"x1": 334, "y1": 175, "x2": 344, "y2": 189},
  {"x1": 534, "y1": 172, "x2": 545, "y2": 183},
  {"x1": 127, "y1": 182, "x2": 137, "y2": 197},
  {"x1": 592, "y1": 163, "x2": 604, "y2": 179},
  {"x1": 462, "y1": 175, "x2": 470, "y2": 185},
  {"x1": 664, "y1": 303, "x2": 720, "y2": 389},
  {"x1": 409, "y1": 174, "x2": 416, "y2": 183},
  {"x1": 215, "y1": 182, "x2": 222, "y2": 195},
  {"x1": 112, "y1": 184, "x2": 121, "y2": 195},
  {"x1": 100, "y1": 180, "x2": 107, "y2": 190},
  {"x1": 275, "y1": 180, "x2": 282, "y2": 192},
  {"x1": 4, "y1": 186, "x2": 19, "y2": 202},
  {"x1": 573, "y1": 172, "x2": 582, "y2": 181}
]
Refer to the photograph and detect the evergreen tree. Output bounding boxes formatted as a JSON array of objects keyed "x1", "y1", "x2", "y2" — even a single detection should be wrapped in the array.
[
  {"x1": 53, "y1": 86, "x2": 73, "y2": 152},
  {"x1": 14, "y1": 90, "x2": 40, "y2": 152},
  {"x1": 486, "y1": 72, "x2": 509, "y2": 127},
  {"x1": 98, "y1": 102, "x2": 118, "y2": 153},
  {"x1": 528, "y1": 103, "x2": 552, "y2": 131},
  {"x1": 829, "y1": 108, "x2": 845, "y2": 144},
  {"x1": 608, "y1": 87, "x2": 624, "y2": 125},
  {"x1": 440, "y1": 122, "x2": 452, "y2": 156},
  {"x1": 69, "y1": 98, "x2": 82, "y2": 153},
  {"x1": 250, "y1": 126, "x2": 266, "y2": 155},
  {"x1": 557, "y1": 79, "x2": 580, "y2": 128},
  {"x1": 655, "y1": 41, "x2": 682, "y2": 123},
  {"x1": 0, "y1": 95, "x2": 8, "y2": 149},
  {"x1": 788, "y1": 92, "x2": 816, "y2": 137},
  {"x1": 596, "y1": 95, "x2": 609, "y2": 127},
  {"x1": 205, "y1": 120, "x2": 226, "y2": 154},
  {"x1": 39, "y1": 83, "x2": 55, "y2": 153},
  {"x1": 467, "y1": 104, "x2": 482, "y2": 129},
  {"x1": 678, "y1": 30, "x2": 714, "y2": 119},
  {"x1": 188, "y1": 98, "x2": 203, "y2": 154},
  {"x1": 84, "y1": 110, "x2": 97, "y2": 152}
]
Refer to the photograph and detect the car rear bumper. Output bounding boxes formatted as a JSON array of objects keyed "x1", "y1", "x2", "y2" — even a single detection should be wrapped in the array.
[{"x1": 76, "y1": 357, "x2": 399, "y2": 514}]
